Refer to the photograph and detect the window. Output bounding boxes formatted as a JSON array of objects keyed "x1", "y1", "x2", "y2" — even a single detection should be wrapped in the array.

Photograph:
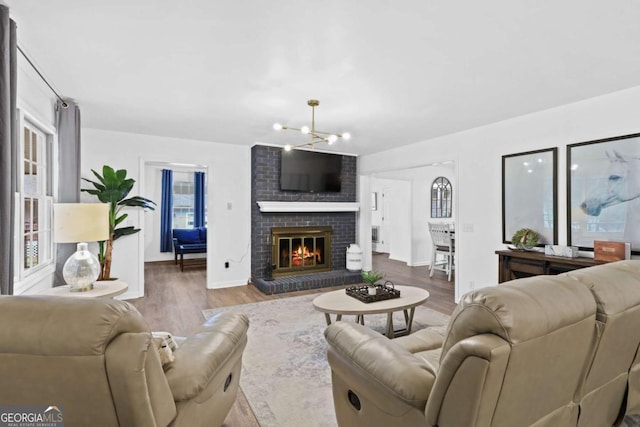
[
  {"x1": 173, "y1": 172, "x2": 195, "y2": 228},
  {"x1": 16, "y1": 113, "x2": 54, "y2": 283},
  {"x1": 172, "y1": 171, "x2": 207, "y2": 229},
  {"x1": 431, "y1": 176, "x2": 452, "y2": 218}
]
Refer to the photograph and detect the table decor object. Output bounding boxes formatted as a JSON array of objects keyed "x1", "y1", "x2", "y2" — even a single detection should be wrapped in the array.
[{"x1": 346, "y1": 281, "x2": 400, "y2": 303}]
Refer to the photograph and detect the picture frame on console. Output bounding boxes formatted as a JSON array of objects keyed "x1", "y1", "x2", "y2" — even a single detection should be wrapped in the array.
[
  {"x1": 502, "y1": 147, "x2": 558, "y2": 245},
  {"x1": 567, "y1": 133, "x2": 640, "y2": 255}
]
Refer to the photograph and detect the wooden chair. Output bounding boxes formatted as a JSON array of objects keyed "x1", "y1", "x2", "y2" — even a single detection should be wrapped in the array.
[{"x1": 428, "y1": 222, "x2": 455, "y2": 281}]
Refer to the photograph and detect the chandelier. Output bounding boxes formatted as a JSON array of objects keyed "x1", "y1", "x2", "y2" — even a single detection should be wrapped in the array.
[{"x1": 273, "y1": 99, "x2": 351, "y2": 151}]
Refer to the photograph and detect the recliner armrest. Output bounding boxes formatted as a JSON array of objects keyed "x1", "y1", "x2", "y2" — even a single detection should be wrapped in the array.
[
  {"x1": 325, "y1": 322, "x2": 436, "y2": 410},
  {"x1": 164, "y1": 311, "x2": 249, "y2": 401}
]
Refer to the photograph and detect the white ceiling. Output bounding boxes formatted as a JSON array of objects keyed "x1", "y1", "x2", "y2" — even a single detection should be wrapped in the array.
[{"x1": 8, "y1": 0, "x2": 640, "y2": 155}]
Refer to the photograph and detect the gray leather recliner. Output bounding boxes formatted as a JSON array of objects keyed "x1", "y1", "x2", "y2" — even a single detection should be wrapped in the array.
[{"x1": 0, "y1": 296, "x2": 249, "y2": 427}]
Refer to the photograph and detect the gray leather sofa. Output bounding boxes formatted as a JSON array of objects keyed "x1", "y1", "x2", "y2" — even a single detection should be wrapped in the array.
[
  {"x1": 325, "y1": 260, "x2": 640, "y2": 427},
  {"x1": 0, "y1": 296, "x2": 249, "y2": 427}
]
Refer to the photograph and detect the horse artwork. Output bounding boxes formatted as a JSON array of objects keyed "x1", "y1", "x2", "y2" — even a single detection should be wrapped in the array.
[{"x1": 568, "y1": 134, "x2": 640, "y2": 254}]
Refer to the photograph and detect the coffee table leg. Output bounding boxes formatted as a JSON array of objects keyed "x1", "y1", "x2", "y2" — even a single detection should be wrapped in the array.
[
  {"x1": 324, "y1": 313, "x2": 332, "y2": 326},
  {"x1": 405, "y1": 308, "x2": 416, "y2": 335},
  {"x1": 355, "y1": 315, "x2": 364, "y2": 325},
  {"x1": 386, "y1": 313, "x2": 394, "y2": 339}
]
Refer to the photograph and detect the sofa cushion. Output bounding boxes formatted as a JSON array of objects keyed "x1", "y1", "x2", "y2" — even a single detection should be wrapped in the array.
[
  {"x1": 177, "y1": 243, "x2": 207, "y2": 253},
  {"x1": 440, "y1": 274, "x2": 596, "y2": 357},
  {"x1": 174, "y1": 228, "x2": 201, "y2": 244}
]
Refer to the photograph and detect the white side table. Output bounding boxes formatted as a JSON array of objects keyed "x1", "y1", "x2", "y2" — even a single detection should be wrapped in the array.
[{"x1": 37, "y1": 280, "x2": 128, "y2": 299}]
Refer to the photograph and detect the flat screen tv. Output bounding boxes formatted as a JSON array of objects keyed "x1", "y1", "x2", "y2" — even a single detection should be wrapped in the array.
[{"x1": 280, "y1": 149, "x2": 342, "y2": 192}]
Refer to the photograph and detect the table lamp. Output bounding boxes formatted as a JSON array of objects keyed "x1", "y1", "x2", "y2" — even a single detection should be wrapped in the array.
[{"x1": 54, "y1": 203, "x2": 110, "y2": 292}]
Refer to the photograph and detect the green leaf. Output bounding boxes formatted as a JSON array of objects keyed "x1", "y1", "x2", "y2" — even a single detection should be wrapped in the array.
[
  {"x1": 113, "y1": 226, "x2": 140, "y2": 241},
  {"x1": 114, "y1": 213, "x2": 128, "y2": 226},
  {"x1": 115, "y1": 169, "x2": 127, "y2": 181},
  {"x1": 91, "y1": 169, "x2": 106, "y2": 185}
]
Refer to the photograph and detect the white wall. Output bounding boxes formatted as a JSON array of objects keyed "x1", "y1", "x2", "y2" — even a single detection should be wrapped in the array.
[
  {"x1": 81, "y1": 129, "x2": 251, "y2": 298},
  {"x1": 359, "y1": 85, "x2": 640, "y2": 301}
]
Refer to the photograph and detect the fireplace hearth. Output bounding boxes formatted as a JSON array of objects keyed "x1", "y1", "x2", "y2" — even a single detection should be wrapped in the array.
[{"x1": 272, "y1": 226, "x2": 331, "y2": 276}]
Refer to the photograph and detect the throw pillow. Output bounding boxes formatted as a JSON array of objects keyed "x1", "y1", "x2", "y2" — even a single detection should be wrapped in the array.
[{"x1": 153, "y1": 337, "x2": 175, "y2": 370}]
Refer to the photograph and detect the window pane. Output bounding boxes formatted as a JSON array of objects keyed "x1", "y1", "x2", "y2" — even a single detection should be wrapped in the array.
[
  {"x1": 31, "y1": 233, "x2": 39, "y2": 266},
  {"x1": 24, "y1": 172, "x2": 38, "y2": 195},
  {"x1": 24, "y1": 235, "x2": 38, "y2": 269},
  {"x1": 24, "y1": 198, "x2": 32, "y2": 233},
  {"x1": 24, "y1": 235, "x2": 30, "y2": 269},
  {"x1": 172, "y1": 175, "x2": 196, "y2": 228},
  {"x1": 23, "y1": 128, "x2": 30, "y2": 160},
  {"x1": 31, "y1": 132, "x2": 38, "y2": 163},
  {"x1": 33, "y1": 199, "x2": 39, "y2": 232}
]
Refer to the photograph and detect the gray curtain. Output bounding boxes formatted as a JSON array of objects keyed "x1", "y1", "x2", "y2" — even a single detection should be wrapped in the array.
[
  {"x1": 53, "y1": 99, "x2": 81, "y2": 286},
  {"x1": 0, "y1": 6, "x2": 17, "y2": 295}
]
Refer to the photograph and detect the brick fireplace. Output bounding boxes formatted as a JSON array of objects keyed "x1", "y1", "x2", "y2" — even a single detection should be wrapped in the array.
[{"x1": 251, "y1": 145, "x2": 362, "y2": 294}]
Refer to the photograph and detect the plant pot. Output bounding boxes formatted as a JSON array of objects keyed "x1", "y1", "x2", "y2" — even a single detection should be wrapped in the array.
[{"x1": 367, "y1": 287, "x2": 377, "y2": 296}]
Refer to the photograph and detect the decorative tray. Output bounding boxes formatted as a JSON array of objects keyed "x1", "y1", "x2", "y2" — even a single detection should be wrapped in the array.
[{"x1": 345, "y1": 281, "x2": 400, "y2": 303}]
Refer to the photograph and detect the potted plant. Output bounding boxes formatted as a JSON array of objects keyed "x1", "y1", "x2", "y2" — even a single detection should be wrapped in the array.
[
  {"x1": 361, "y1": 270, "x2": 385, "y2": 295},
  {"x1": 512, "y1": 228, "x2": 539, "y2": 250},
  {"x1": 82, "y1": 165, "x2": 156, "y2": 280}
]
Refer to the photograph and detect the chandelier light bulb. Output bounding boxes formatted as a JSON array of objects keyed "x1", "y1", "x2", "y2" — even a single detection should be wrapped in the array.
[{"x1": 271, "y1": 99, "x2": 346, "y2": 150}]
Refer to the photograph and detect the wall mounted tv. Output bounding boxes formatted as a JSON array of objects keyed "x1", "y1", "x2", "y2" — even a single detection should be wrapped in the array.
[{"x1": 280, "y1": 149, "x2": 342, "y2": 192}]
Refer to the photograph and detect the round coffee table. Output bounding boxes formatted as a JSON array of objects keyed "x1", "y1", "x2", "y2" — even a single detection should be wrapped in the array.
[{"x1": 312, "y1": 285, "x2": 429, "y2": 338}]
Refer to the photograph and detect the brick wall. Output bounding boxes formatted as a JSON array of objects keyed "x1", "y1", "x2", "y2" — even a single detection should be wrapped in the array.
[{"x1": 251, "y1": 145, "x2": 357, "y2": 279}]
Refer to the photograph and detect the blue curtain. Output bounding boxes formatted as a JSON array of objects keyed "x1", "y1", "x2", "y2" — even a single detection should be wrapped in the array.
[
  {"x1": 160, "y1": 169, "x2": 173, "y2": 252},
  {"x1": 194, "y1": 171, "x2": 205, "y2": 228}
]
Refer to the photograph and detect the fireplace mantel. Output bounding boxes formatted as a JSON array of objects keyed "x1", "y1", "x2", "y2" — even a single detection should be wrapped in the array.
[{"x1": 257, "y1": 201, "x2": 360, "y2": 213}]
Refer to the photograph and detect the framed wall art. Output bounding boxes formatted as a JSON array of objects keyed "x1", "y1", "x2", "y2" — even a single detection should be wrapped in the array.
[
  {"x1": 567, "y1": 133, "x2": 640, "y2": 254},
  {"x1": 502, "y1": 147, "x2": 558, "y2": 245}
]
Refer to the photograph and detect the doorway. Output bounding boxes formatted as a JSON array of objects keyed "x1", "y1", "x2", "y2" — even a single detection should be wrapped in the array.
[
  {"x1": 363, "y1": 161, "x2": 458, "y2": 296},
  {"x1": 139, "y1": 161, "x2": 209, "y2": 294}
]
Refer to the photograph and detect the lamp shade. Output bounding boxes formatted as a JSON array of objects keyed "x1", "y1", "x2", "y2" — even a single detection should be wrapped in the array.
[{"x1": 53, "y1": 203, "x2": 110, "y2": 243}]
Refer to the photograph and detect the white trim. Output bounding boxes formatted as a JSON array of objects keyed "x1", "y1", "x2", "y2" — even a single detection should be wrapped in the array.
[
  {"x1": 13, "y1": 264, "x2": 55, "y2": 295},
  {"x1": 207, "y1": 279, "x2": 248, "y2": 289},
  {"x1": 138, "y1": 157, "x2": 146, "y2": 298},
  {"x1": 256, "y1": 201, "x2": 360, "y2": 212}
]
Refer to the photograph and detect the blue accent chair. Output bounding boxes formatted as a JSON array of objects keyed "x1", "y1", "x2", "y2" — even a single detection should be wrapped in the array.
[{"x1": 172, "y1": 227, "x2": 207, "y2": 271}]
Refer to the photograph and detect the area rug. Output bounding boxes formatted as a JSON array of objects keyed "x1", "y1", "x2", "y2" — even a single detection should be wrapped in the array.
[{"x1": 202, "y1": 293, "x2": 449, "y2": 427}]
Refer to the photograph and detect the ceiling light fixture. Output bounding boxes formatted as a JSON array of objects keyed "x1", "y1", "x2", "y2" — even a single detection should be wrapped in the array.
[{"x1": 273, "y1": 99, "x2": 350, "y2": 151}]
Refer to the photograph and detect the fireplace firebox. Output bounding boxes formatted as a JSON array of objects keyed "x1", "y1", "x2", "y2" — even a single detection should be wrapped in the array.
[{"x1": 271, "y1": 226, "x2": 332, "y2": 276}]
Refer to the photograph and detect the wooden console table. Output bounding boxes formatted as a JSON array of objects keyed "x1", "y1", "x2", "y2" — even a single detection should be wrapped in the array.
[{"x1": 496, "y1": 250, "x2": 605, "y2": 283}]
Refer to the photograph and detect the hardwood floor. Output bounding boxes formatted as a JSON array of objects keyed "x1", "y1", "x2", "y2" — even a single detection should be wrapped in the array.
[{"x1": 127, "y1": 253, "x2": 456, "y2": 426}]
